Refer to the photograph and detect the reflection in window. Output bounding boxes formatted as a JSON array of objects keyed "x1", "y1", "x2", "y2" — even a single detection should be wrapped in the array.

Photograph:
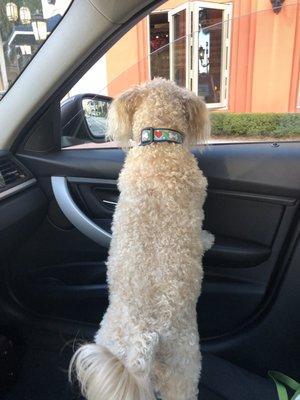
[
  {"x1": 172, "y1": 9, "x2": 186, "y2": 88},
  {"x1": 150, "y1": 12, "x2": 169, "y2": 80},
  {"x1": 0, "y1": 0, "x2": 72, "y2": 99},
  {"x1": 198, "y1": 8, "x2": 223, "y2": 104}
]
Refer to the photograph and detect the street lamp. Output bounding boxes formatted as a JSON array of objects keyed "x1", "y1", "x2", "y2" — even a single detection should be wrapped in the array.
[
  {"x1": 20, "y1": 7, "x2": 31, "y2": 25},
  {"x1": 6, "y1": 2, "x2": 18, "y2": 22},
  {"x1": 31, "y1": 14, "x2": 48, "y2": 42}
]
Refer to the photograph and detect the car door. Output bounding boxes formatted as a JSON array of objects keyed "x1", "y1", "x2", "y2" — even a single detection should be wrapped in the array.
[
  {"x1": 3, "y1": 121, "x2": 299, "y2": 381},
  {"x1": 1, "y1": 0, "x2": 300, "y2": 386}
]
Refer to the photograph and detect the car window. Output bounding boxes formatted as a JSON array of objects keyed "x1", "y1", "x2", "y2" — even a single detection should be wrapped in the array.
[
  {"x1": 0, "y1": 0, "x2": 72, "y2": 100},
  {"x1": 61, "y1": 0, "x2": 300, "y2": 149}
]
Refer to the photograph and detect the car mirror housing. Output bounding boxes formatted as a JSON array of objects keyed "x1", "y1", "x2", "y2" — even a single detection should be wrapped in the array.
[{"x1": 61, "y1": 93, "x2": 112, "y2": 147}]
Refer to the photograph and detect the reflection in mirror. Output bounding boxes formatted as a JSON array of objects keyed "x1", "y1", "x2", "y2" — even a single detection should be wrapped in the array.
[
  {"x1": 82, "y1": 98, "x2": 109, "y2": 138},
  {"x1": 60, "y1": 94, "x2": 112, "y2": 148}
]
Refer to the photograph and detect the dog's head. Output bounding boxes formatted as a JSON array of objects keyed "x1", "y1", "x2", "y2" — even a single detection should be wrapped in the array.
[{"x1": 107, "y1": 78, "x2": 210, "y2": 147}]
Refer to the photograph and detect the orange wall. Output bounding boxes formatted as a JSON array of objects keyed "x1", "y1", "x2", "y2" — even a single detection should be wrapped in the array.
[
  {"x1": 106, "y1": 20, "x2": 149, "y2": 97},
  {"x1": 156, "y1": 0, "x2": 229, "y2": 10},
  {"x1": 229, "y1": 0, "x2": 300, "y2": 112},
  {"x1": 106, "y1": 0, "x2": 300, "y2": 112}
]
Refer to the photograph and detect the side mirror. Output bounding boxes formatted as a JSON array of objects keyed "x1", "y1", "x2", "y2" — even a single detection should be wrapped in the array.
[{"x1": 61, "y1": 93, "x2": 112, "y2": 147}]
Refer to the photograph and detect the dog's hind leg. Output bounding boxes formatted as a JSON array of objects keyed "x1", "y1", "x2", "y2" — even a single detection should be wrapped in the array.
[
  {"x1": 158, "y1": 354, "x2": 200, "y2": 400},
  {"x1": 156, "y1": 333, "x2": 201, "y2": 400},
  {"x1": 127, "y1": 331, "x2": 160, "y2": 375}
]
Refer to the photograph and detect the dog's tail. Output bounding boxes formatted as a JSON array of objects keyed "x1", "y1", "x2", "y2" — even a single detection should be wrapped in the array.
[{"x1": 69, "y1": 343, "x2": 156, "y2": 400}]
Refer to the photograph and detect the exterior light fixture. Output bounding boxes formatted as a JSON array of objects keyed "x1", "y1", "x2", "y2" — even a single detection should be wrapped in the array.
[
  {"x1": 31, "y1": 13, "x2": 48, "y2": 42},
  {"x1": 6, "y1": 2, "x2": 18, "y2": 22},
  {"x1": 270, "y1": 0, "x2": 285, "y2": 14},
  {"x1": 20, "y1": 6, "x2": 31, "y2": 24}
]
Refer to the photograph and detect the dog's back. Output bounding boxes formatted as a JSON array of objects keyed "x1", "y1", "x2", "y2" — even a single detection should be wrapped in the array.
[
  {"x1": 109, "y1": 143, "x2": 207, "y2": 312},
  {"x1": 70, "y1": 79, "x2": 211, "y2": 400}
]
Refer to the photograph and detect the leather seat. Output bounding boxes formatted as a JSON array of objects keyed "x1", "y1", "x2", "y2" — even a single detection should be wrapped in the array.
[{"x1": 199, "y1": 354, "x2": 277, "y2": 399}]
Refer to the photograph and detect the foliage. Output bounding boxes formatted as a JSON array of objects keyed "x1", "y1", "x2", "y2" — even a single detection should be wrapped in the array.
[{"x1": 210, "y1": 112, "x2": 300, "y2": 138}]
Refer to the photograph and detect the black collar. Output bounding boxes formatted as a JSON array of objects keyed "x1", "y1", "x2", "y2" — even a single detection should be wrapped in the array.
[{"x1": 140, "y1": 127, "x2": 184, "y2": 146}]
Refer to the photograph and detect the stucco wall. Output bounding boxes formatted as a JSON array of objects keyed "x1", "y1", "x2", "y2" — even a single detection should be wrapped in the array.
[
  {"x1": 229, "y1": 0, "x2": 300, "y2": 112},
  {"x1": 105, "y1": 0, "x2": 300, "y2": 112}
]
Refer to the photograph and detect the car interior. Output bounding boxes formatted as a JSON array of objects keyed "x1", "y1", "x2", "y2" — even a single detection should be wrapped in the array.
[{"x1": 0, "y1": 1, "x2": 300, "y2": 399}]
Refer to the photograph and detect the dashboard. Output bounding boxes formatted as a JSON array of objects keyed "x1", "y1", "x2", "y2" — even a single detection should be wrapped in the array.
[{"x1": 0, "y1": 151, "x2": 47, "y2": 258}]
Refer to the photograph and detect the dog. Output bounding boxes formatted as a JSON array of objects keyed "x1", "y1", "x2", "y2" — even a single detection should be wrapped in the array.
[{"x1": 70, "y1": 78, "x2": 214, "y2": 400}]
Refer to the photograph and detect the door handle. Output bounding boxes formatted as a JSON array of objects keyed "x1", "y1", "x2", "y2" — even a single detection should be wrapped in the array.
[{"x1": 51, "y1": 176, "x2": 112, "y2": 247}]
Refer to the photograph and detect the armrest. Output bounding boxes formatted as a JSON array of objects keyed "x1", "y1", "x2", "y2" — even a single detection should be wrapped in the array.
[{"x1": 204, "y1": 236, "x2": 271, "y2": 268}]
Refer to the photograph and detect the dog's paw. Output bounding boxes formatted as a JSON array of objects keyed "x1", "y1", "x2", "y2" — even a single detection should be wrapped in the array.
[{"x1": 202, "y1": 230, "x2": 215, "y2": 251}]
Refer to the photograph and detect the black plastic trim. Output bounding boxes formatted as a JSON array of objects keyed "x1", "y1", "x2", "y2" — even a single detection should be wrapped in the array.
[
  {"x1": 17, "y1": 142, "x2": 300, "y2": 198},
  {"x1": 204, "y1": 236, "x2": 271, "y2": 268}
]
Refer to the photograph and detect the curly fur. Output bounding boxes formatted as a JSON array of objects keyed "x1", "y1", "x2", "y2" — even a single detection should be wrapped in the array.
[{"x1": 70, "y1": 78, "x2": 213, "y2": 400}]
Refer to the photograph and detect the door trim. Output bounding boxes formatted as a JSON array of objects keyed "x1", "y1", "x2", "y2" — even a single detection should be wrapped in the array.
[{"x1": 51, "y1": 176, "x2": 112, "y2": 247}]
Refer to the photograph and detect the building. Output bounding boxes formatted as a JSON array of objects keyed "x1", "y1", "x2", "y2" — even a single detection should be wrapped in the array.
[
  {"x1": 103, "y1": 0, "x2": 300, "y2": 113},
  {"x1": 1, "y1": 0, "x2": 299, "y2": 113}
]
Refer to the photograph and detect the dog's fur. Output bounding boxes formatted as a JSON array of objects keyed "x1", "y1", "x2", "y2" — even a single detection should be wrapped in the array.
[{"x1": 70, "y1": 78, "x2": 214, "y2": 400}]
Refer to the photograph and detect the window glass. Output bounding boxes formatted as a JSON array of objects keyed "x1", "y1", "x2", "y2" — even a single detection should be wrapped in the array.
[
  {"x1": 197, "y1": 8, "x2": 223, "y2": 104},
  {"x1": 172, "y1": 9, "x2": 187, "y2": 87},
  {"x1": 150, "y1": 12, "x2": 169, "y2": 80},
  {"x1": 61, "y1": 0, "x2": 300, "y2": 149},
  {"x1": 0, "y1": 0, "x2": 72, "y2": 100}
]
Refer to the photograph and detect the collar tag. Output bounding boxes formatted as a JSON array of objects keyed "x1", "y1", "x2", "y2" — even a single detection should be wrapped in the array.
[{"x1": 140, "y1": 128, "x2": 184, "y2": 146}]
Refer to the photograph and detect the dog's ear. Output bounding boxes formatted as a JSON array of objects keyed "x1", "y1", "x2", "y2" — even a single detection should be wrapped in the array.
[
  {"x1": 183, "y1": 92, "x2": 211, "y2": 145},
  {"x1": 106, "y1": 86, "x2": 143, "y2": 147}
]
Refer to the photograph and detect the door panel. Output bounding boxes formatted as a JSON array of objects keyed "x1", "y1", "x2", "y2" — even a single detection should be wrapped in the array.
[
  {"x1": 14, "y1": 261, "x2": 108, "y2": 323},
  {"x1": 9, "y1": 141, "x2": 299, "y2": 339}
]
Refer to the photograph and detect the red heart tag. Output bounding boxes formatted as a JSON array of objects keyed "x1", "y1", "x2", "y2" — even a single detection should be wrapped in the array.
[{"x1": 155, "y1": 130, "x2": 162, "y2": 138}]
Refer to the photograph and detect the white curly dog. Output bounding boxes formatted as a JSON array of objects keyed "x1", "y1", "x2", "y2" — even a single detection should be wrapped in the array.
[{"x1": 70, "y1": 78, "x2": 214, "y2": 400}]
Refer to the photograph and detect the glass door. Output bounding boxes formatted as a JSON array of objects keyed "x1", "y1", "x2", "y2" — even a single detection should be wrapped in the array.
[
  {"x1": 192, "y1": 1, "x2": 232, "y2": 107},
  {"x1": 192, "y1": 1, "x2": 231, "y2": 107},
  {"x1": 169, "y1": 2, "x2": 232, "y2": 108},
  {"x1": 168, "y1": 3, "x2": 192, "y2": 89}
]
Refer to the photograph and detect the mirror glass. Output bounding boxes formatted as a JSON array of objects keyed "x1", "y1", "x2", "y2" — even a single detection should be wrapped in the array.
[{"x1": 82, "y1": 98, "x2": 110, "y2": 139}]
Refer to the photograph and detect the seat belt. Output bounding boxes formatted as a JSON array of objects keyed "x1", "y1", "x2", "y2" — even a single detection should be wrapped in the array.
[{"x1": 269, "y1": 371, "x2": 300, "y2": 400}]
